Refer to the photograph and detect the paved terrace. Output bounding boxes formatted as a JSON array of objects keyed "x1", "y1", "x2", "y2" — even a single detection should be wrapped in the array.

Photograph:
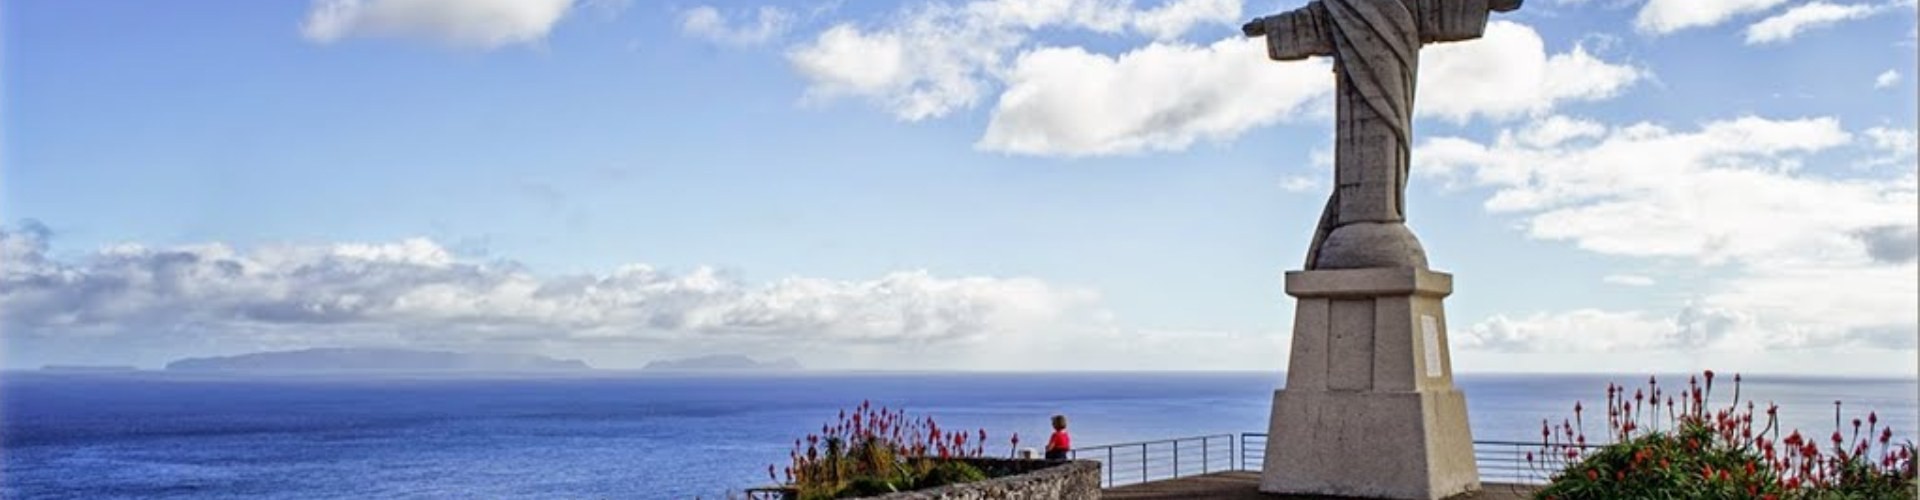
[{"x1": 1102, "y1": 471, "x2": 1542, "y2": 500}]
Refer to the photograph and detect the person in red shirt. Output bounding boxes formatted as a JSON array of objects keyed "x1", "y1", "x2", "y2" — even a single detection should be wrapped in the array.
[{"x1": 1044, "y1": 414, "x2": 1071, "y2": 460}]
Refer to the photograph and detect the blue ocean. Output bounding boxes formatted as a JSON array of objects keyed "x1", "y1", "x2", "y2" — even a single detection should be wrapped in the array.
[{"x1": 3, "y1": 372, "x2": 1914, "y2": 499}]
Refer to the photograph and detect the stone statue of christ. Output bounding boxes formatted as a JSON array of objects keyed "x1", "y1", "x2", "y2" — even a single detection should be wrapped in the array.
[{"x1": 1243, "y1": 0, "x2": 1521, "y2": 270}]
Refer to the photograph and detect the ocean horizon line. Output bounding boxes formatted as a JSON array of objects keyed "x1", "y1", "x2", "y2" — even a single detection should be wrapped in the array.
[{"x1": 5, "y1": 368, "x2": 1914, "y2": 381}]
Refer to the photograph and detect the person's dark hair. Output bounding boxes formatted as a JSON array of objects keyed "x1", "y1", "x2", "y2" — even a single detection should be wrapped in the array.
[{"x1": 1050, "y1": 414, "x2": 1068, "y2": 430}]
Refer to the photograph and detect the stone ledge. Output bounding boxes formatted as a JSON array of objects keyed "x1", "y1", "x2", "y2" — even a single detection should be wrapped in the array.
[
  {"x1": 1284, "y1": 268, "x2": 1452, "y2": 298},
  {"x1": 858, "y1": 458, "x2": 1101, "y2": 500}
]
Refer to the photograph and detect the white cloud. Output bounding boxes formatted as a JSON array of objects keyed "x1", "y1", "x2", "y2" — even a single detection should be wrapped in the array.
[
  {"x1": 788, "y1": 4, "x2": 1639, "y2": 156},
  {"x1": 785, "y1": 0, "x2": 1243, "y2": 121},
  {"x1": 1635, "y1": 0, "x2": 1793, "y2": 35},
  {"x1": 1745, "y1": 2, "x2": 1880, "y2": 45},
  {"x1": 787, "y1": 14, "x2": 1010, "y2": 121},
  {"x1": 1131, "y1": 0, "x2": 1243, "y2": 40},
  {"x1": 1862, "y1": 126, "x2": 1918, "y2": 167},
  {"x1": 1417, "y1": 21, "x2": 1644, "y2": 123},
  {"x1": 1513, "y1": 115, "x2": 1610, "y2": 147},
  {"x1": 0, "y1": 230, "x2": 1097, "y2": 350},
  {"x1": 1279, "y1": 175, "x2": 1322, "y2": 193},
  {"x1": 301, "y1": 0, "x2": 575, "y2": 49},
  {"x1": 1875, "y1": 69, "x2": 1903, "y2": 88},
  {"x1": 977, "y1": 37, "x2": 1332, "y2": 156},
  {"x1": 974, "y1": 21, "x2": 1641, "y2": 157},
  {"x1": 680, "y1": 6, "x2": 793, "y2": 47},
  {"x1": 956, "y1": 0, "x2": 1243, "y2": 38},
  {"x1": 0, "y1": 227, "x2": 1319, "y2": 371},
  {"x1": 1462, "y1": 292, "x2": 1914, "y2": 354},
  {"x1": 1418, "y1": 115, "x2": 1918, "y2": 353},
  {"x1": 1458, "y1": 308, "x2": 1704, "y2": 352},
  {"x1": 1602, "y1": 274, "x2": 1656, "y2": 286},
  {"x1": 1704, "y1": 261, "x2": 1917, "y2": 348}
]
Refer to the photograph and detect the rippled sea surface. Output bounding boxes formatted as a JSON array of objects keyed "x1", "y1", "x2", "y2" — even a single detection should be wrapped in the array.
[{"x1": 4, "y1": 371, "x2": 1913, "y2": 499}]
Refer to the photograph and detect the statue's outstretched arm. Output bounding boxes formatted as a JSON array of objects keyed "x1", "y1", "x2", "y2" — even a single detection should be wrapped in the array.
[{"x1": 1241, "y1": 3, "x2": 1335, "y2": 61}]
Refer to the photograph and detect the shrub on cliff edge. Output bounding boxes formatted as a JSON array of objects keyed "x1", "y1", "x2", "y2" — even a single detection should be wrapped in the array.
[{"x1": 1532, "y1": 371, "x2": 1916, "y2": 499}]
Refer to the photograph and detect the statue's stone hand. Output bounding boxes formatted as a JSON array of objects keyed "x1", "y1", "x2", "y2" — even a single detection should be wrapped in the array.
[
  {"x1": 1489, "y1": 0, "x2": 1522, "y2": 12},
  {"x1": 1242, "y1": 17, "x2": 1267, "y2": 37}
]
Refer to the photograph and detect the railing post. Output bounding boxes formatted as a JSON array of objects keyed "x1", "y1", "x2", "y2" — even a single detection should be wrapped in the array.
[
  {"x1": 1202, "y1": 436, "x2": 1209, "y2": 474},
  {"x1": 1173, "y1": 439, "x2": 1180, "y2": 478},
  {"x1": 1141, "y1": 443, "x2": 1148, "y2": 484},
  {"x1": 1108, "y1": 447, "x2": 1114, "y2": 487}
]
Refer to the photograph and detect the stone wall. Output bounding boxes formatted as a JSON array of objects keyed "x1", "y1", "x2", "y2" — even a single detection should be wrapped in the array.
[{"x1": 859, "y1": 459, "x2": 1101, "y2": 500}]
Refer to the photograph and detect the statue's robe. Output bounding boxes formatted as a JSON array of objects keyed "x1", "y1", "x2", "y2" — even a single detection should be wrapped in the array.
[{"x1": 1257, "y1": 0, "x2": 1495, "y2": 269}]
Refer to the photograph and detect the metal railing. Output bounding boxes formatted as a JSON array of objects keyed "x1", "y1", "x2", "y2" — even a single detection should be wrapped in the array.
[
  {"x1": 1067, "y1": 434, "x2": 1235, "y2": 488},
  {"x1": 1474, "y1": 439, "x2": 1597, "y2": 484},
  {"x1": 737, "y1": 433, "x2": 1599, "y2": 496},
  {"x1": 1234, "y1": 433, "x2": 1596, "y2": 485},
  {"x1": 1238, "y1": 432, "x2": 1265, "y2": 471},
  {"x1": 740, "y1": 487, "x2": 789, "y2": 500}
]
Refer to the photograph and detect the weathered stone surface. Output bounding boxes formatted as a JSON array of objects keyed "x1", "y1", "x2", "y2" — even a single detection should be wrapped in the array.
[
  {"x1": 1261, "y1": 389, "x2": 1479, "y2": 500},
  {"x1": 1261, "y1": 268, "x2": 1478, "y2": 499},
  {"x1": 856, "y1": 459, "x2": 1100, "y2": 500},
  {"x1": 1327, "y1": 299, "x2": 1375, "y2": 391},
  {"x1": 1241, "y1": 1, "x2": 1514, "y2": 496},
  {"x1": 1372, "y1": 295, "x2": 1416, "y2": 392},
  {"x1": 1313, "y1": 222, "x2": 1430, "y2": 270},
  {"x1": 1243, "y1": 0, "x2": 1519, "y2": 271},
  {"x1": 1285, "y1": 267, "x2": 1452, "y2": 300},
  {"x1": 1285, "y1": 298, "x2": 1331, "y2": 392}
]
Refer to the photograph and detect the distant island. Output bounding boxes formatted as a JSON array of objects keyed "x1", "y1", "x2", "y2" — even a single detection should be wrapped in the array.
[
  {"x1": 642, "y1": 354, "x2": 802, "y2": 372},
  {"x1": 40, "y1": 365, "x2": 141, "y2": 373},
  {"x1": 165, "y1": 348, "x2": 591, "y2": 373}
]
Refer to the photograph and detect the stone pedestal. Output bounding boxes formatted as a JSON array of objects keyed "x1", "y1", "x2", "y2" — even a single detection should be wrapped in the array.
[{"x1": 1259, "y1": 267, "x2": 1479, "y2": 499}]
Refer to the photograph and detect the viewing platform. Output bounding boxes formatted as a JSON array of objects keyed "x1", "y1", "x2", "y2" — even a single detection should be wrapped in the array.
[
  {"x1": 1102, "y1": 471, "x2": 1539, "y2": 499},
  {"x1": 1077, "y1": 433, "x2": 1562, "y2": 499}
]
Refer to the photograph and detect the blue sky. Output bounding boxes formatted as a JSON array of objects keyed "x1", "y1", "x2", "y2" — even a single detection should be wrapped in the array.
[{"x1": 2, "y1": 0, "x2": 1915, "y2": 374}]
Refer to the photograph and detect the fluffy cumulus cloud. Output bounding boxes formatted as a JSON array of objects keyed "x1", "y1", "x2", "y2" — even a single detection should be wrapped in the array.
[
  {"x1": 1130, "y1": 0, "x2": 1243, "y2": 40},
  {"x1": 788, "y1": 0, "x2": 1639, "y2": 157},
  {"x1": 1875, "y1": 69, "x2": 1903, "y2": 88},
  {"x1": 1419, "y1": 115, "x2": 1918, "y2": 353},
  {"x1": 1862, "y1": 126, "x2": 1919, "y2": 167},
  {"x1": 785, "y1": 0, "x2": 1245, "y2": 121},
  {"x1": 1416, "y1": 21, "x2": 1644, "y2": 123},
  {"x1": 301, "y1": 0, "x2": 575, "y2": 48},
  {"x1": 0, "y1": 230, "x2": 1098, "y2": 351},
  {"x1": 1745, "y1": 2, "x2": 1882, "y2": 44},
  {"x1": 1458, "y1": 308, "x2": 1724, "y2": 352},
  {"x1": 973, "y1": 20, "x2": 1639, "y2": 156},
  {"x1": 1634, "y1": 0, "x2": 1793, "y2": 35},
  {"x1": 977, "y1": 38, "x2": 1332, "y2": 156},
  {"x1": 680, "y1": 6, "x2": 793, "y2": 47}
]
